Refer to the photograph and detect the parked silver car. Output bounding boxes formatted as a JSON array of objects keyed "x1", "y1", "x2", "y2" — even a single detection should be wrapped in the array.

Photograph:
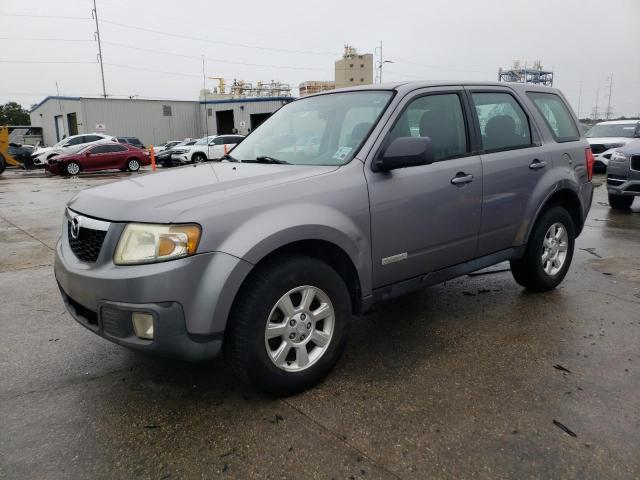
[
  {"x1": 606, "y1": 139, "x2": 640, "y2": 209},
  {"x1": 55, "y1": 82, "x2": 593, "y2": 395}
]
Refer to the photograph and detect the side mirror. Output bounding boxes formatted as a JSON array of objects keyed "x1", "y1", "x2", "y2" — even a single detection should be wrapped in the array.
[{"x1": 372, "y1": 136, "x2": 434, "y2": 172}]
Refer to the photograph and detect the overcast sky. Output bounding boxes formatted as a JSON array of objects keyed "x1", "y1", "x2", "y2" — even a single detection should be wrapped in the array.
[{"x1": 1, "y1": 0, "x2": 639, "y2": 117}]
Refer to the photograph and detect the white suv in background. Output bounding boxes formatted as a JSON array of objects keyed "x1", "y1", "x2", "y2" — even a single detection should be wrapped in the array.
[
  {"x1": 32, "y1": 133, "x2": 117, "y2": 166},
  {"x1": 585, "y1": 120, "x2": 640, "y2": 170},
  {"x1": 177, "y1": 135, "x2": 244, "y2": 164}
]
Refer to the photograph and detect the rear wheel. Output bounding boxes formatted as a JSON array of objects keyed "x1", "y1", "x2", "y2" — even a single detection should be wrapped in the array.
[
  {"x1": 510, "y1": 206, "x2": 575, "y2": 291},
  {"x1": 126, "y1": 158, "x2": 140, "y2": 172},
  {"x1": 608, "y1": 193, "x2": 634, "y2": 210},
  {"x1": 225, "y1": 254, "x2": 351, "y2": 396},
  {"x1": 65, "y1": 161, "x2": 80, "y2": 176}
]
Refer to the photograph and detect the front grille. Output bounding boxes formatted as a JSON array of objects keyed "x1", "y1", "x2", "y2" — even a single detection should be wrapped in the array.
[
  {"x1": 68, "y1": 222, "x2": 107, "y2": 262},
  {"x1": 631, "y1": 155, "x2": 640, "y2": 172},
  {"x1": 590, "y1": 144, "x2": 606, "y2": 154}
]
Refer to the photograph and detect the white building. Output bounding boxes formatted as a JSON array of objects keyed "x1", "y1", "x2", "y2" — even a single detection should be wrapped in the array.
[{"x1": 30, "y1": 95, "x2": 294, "y2": 147}]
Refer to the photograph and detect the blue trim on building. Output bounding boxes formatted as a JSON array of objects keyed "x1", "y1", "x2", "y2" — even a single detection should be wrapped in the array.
[
  {"x1": 30, "y1": 96, "x2": 82, "y2": 113},
  {"x1": 199, "y1": 96, "x2": 295, "y2": 106}
]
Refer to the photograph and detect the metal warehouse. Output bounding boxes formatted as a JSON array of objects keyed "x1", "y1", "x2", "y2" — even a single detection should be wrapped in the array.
[{"x1": 29, "y1": 95, "x2": 294, "y2": 147}]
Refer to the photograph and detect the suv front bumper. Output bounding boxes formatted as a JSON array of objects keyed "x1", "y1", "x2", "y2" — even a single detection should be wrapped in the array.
[
  {"x1": 54, "y1": 219, "x2": 253, "y2": 361},
  {"x1": 606, "y1": 158, "x2": 640, "y2": 196}
]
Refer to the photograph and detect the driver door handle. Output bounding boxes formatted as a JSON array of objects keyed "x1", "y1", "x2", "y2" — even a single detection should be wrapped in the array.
[
  {"x1": 529, "y1": 159, "x2": 547, "y2": 170},
  {"x1": 450, "y1": 172, "x2": 474, "y2": 185}
]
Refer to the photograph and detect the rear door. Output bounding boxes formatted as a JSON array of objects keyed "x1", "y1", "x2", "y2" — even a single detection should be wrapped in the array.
[
  {"x1": 84, "y1": 144, "x2": 113, "y2": 170},
  {"x1": 467, "y1": 87, "x2": 551, "y2": 256},
  {"x1": 365, "y1": 87, "x2": 483, "y2": 287}
]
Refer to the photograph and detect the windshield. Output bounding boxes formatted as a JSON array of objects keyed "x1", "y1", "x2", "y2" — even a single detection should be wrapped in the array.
[
  {"x1": 230, "y1": 91, "x2": 393, "y2": 165},
  {"x1": 586, "y1": 123, "x2": 638, "y2": 138}
]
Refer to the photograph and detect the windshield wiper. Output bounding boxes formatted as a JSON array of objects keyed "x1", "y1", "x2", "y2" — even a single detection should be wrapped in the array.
[{"x1": 253, "y1": 156, "x2": 290, "y2": 164}]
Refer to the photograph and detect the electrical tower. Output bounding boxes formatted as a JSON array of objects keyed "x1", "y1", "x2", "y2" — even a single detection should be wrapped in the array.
[
  {"x1": 498, "y1": 59, "x2": 553, "y2": 86},
  {"x1": 605, "y1": 73, "x2": 614, "y2": 120}
]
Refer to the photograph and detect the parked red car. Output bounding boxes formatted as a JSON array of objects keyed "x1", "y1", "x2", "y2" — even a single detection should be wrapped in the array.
[{"x1": 46, "y1": 142, "x2": 150, "y2": 176}]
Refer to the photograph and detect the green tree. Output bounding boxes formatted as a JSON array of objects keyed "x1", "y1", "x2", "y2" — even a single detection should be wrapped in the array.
[{"x1": 0, "y1": 102, "x2": 31, "y2": 125}]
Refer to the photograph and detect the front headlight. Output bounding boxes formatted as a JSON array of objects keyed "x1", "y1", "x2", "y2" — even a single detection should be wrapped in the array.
[
  {"x1": 610, "y1": 150, "x2": 628, "y2": 163},
  {"x1": 114, "y1": 223, "x2": 201, "y2": 265}
]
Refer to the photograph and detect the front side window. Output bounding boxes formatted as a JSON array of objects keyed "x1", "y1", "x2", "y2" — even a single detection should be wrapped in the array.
[
  {"x1": 110, "y1": 144, "x2": 127, "y2": 152},
  {"x1": 66, "y1": 136, "x2": 85, "y2": 146},
  {"x1": 230, "y1": 91, "x2": 393, "y2": 165},
  {"x1": 84, "y1": 135, "x2": 103, "y2": 143},
  {"x1": 528, "y1": 92, "x2": 579, "y2": 142},
  {"x1": 472, "y1": 92, "x2": 532, "y2": 152},
  {"x1": 388, "y1": 93, "x2": 468, "y2": 161},
  {"x1": 90, "y1": 144, "x2": 112, "y2": 154}
]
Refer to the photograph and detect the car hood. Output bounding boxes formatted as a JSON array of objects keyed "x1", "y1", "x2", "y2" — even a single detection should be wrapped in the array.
[
  {"x1": 34, "y1": 146, "x2": 54, "y2": 156},
  {"x1": 586, "y1": 137, "x2": 633, "y2": 146},
  {"x1": 68, "y1": 162, "x2": 339, "y2": 223}
]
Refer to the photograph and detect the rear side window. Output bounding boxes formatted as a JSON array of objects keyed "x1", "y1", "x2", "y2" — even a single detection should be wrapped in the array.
[
  {"x1": 389, "y1": 93, "x2": 468, "y2": 161},
  {"x1": 527, "y1": 92, "x2": 580, "y2": 142},
  {"x1": 110, "y1": 144, "x2": 127, "y2": 152},
  {"x1": 471, "y1": 92, "x2": 532, "y2": 152},
  {"x1": 91, "y1": 145, "x2": 112, "y2": 154}
]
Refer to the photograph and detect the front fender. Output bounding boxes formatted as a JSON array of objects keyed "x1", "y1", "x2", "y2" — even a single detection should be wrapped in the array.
[{"x1": 216, "y1": 202, "x2": 371, "y2": 296}]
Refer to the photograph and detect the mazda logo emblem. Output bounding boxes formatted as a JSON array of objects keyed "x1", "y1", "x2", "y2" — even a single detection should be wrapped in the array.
[{"x1": 70, "y1": 216, "x2": 81, "y2": 240}]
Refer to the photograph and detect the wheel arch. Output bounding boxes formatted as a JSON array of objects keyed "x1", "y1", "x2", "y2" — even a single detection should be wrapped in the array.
[{"x1": 525, "y1": 188, "x2": 584, "y2": 243}]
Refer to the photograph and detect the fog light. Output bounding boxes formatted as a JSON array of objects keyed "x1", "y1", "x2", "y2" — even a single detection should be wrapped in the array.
[{"x1": 132, "y1": 312, "x2": 154, "y2": 340}]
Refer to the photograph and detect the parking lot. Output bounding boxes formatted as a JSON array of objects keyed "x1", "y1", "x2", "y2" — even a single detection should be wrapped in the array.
[{"x1": 1, "y1": 168, "x2": 639, "y2": 479}]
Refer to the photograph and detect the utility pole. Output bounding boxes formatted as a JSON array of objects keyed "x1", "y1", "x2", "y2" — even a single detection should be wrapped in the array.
[
  {"x1": 577, "y1": 78, "x2": 582, "y2": 119},
  {"x1": 374, "y1": 40, "x2": 393, "y2": 85},
  {"x1": 92, "y1": 0, "x2": 107, "y2": 98},
  {"x1": 202, "y1": 55, "x2": 209, "y2": 137},
  {"x1": 605, "y1": 73, "x2": 614, "y2": 120},
  {"x1": 591, "y1": 82, "x2": 600, "y2": 121}
]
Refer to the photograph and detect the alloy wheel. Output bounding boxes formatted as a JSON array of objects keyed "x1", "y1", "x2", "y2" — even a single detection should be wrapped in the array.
[
  {"x1": 264, "y1": 285, "x2": 335, "y2": 372},
  {"x1": 541, "y1": 222, "x2": 568, "y2": 276}
]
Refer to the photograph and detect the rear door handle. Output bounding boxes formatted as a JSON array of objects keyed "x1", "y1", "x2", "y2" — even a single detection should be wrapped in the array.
[
  {"x1": 450, "y1": 173, "x2": 474, "y2": 185},
  {"x1": 529, "y1": 159, "x2": 547, "y2": 170}
]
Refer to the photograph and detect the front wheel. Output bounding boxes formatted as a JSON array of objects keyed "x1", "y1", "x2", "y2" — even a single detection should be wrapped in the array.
[
  {"x1": 65, "y1": 161, "x2": 81, "y2": 176},
  {"x1": 126, "y1": 158, "x2": 140, "y2": 172},
  {"x1": 225, "y1": 254, "x2": 351, "y2": 396},
  {"x1": 608, "y1": 193, "x2": 634, "y2": 210},
  {"x1": 192, "y1": 153, "x2": 207, "y2": 163},
  {"x1": 510, "y1": 206, "x2": 575, "y2": 292}
]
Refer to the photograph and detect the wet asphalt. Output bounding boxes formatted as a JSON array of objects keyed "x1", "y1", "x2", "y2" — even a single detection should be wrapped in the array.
[{"x1": 0, "y1": 168, "x2": 639, "y2": 479}]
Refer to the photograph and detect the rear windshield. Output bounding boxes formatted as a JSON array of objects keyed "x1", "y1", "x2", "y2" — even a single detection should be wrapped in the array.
[{"x1": 586, "y1": 123, "x2": 638, "y2": 138}]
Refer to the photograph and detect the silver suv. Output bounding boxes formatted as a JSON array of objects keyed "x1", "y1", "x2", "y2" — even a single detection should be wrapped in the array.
[{"x1": 55, "y1": 82, "x2": 593, "y2": 395}]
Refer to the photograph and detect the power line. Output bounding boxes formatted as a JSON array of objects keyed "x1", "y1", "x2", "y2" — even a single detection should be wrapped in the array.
[
  {"x1": 0, "y1": 60, "x2": 96, "y2": 64},
  {"x1": 390, "y1": 57, "x2": 494, "y2": 75},
  {"x1": 101, "y1": 41, "x2": 331, "y2": 71},
  {"x1": 103, "y1": 62, "x2": 203, "y2": 79},
  {"x1": 99, "y1": 19, "x2": 338, "y2": 56},
  {"x1": 0, "y1": 13, "x2": 89, "y2": 20}
]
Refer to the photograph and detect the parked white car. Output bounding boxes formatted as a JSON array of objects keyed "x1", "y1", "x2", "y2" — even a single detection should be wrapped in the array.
[
  {"x1": 32, "y1": 133, "x2": 117, "y2": 167},
  {"x1": 176, "y1": 135, "x2": 244, "y2": 164},
  {"x1": 585, "y1": 120, "x2": 640, "y2": 169},
  {"x1": 153, "y1": 140, "x2": 184, "y2": 153}
]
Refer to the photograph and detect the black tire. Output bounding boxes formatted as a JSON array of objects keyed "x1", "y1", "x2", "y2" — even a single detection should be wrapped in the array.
[
  {"x1": 126, "y1": 158, "x2": 140, "y2": 172},
  {"x1": 0, "y1": 153, "x2": 6, "y2": 175},
  {"x1": 608, "y1": 193, "x2": 634, "y2": 210},
  {"x1": 65, "y1": 161, "x2": 81, "y2": 176},
  {"x1": 225, "y1": 254, "x2": 351, "y2": 396},
  {"x1": 192, "y1": 153, "x2": 207, "y2": 163},
  {"x1": 510, "y1": 206, "x2": 575, "y2": 292}
]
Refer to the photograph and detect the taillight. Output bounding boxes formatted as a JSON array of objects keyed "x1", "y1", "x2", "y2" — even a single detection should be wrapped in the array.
[{"x1": 585, "y1": 148, "x2": 594, "y2": 182}]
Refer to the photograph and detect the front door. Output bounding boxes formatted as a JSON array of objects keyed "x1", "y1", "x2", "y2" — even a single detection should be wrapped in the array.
[
  {"x1": 467, "y1": 88, "x2": 550, "y2": 256},
  {"x1": 365, "y1": 88, "x2": 483, "y2": 288}
]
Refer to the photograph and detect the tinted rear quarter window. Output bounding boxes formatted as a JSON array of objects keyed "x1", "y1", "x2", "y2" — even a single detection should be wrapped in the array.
[{"x1": 527, "y1": 92, "x2": 580, "y2": 142}]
